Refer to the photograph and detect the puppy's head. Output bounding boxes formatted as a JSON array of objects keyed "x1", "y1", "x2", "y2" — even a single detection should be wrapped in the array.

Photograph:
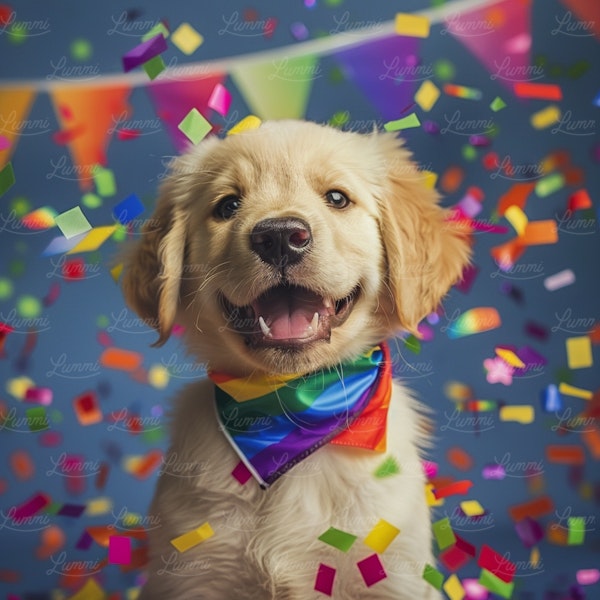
[{"x1": 122, "y1": 120, "x2": 470, "y2": 375}]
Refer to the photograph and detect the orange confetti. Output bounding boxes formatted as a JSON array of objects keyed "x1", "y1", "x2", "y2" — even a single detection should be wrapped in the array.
[
  {"x1": 100, "y1": 347, "x2": 143, "y2": 371},
  {"x1": 10, "y1": 449, "x2": 35, "y2": 480},
  {"x1": 508, "y1": 495, "x2": 554, "y2": 522},
  {"x1": 440, "y1": 166, "x2": 464, "y2": 194},
  {"x1": 581, "y1": 427, "x2": 600, "y2": 460},
  {"x1": 490, "y1": 239, "x2": 526, "y2": 270},
  {"x1": 0, "y1": 569, "x2": 21, "y2": 583},
  {"x1": 134, "y1": 449, "x2": 163, "y2": 479},
  {"x1": 432, "y1": 479, "x2": 473, "y2": 499},
  {"x1": 36, "y1": 525, "x2": 66, "y2": 559},
  {"x1": 521, "y1": 220, "x2": 558, "y2": 245},
  {"x1": 497, "y1": 182, "x2": 535, "y2": 216},
  {"x1": 446, "y1": 447, "x2": 473, "y2": 471},
  {"x1": 589, "y1": 323, "x2": 600, "y2": 344},
  {"x1": 73, "y1": 391, "x2": 103, "y2": 426},
  {"x1": 546, "y1": 444, "x2": 585, "y2": 465},
  {"x1": 546, "y1": 522, "x2": 568, "y2": 545}
]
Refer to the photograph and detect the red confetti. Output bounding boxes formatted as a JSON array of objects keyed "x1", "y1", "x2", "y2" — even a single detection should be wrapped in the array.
[
  {"x1": 264, "y1": 17, "x2": 277, "y2": 38},
  {"x1": 546, "y1": 444, "x2": 585, "y2": 465},
  {"x1": 478, "y1": 544, "x2": 516, "y2": 583},
  {"x1": 508, "y1": 495, "x2": 554, "y2": 522},
  {"x1": 62, "y1": 258, "x2": 85, "y2": 280},
  {"x1": 117, "y1": 129, "x2": 141, "y2": 141},
  {"x1": 513, "y1": 82, "x2": 563, "y2": 101},
  {"x1": 438, "y1": 544, "x2": 472, "y2": 572},
  {"x1": 432, "y1": 479, "x2": 473, "y2": 499}
]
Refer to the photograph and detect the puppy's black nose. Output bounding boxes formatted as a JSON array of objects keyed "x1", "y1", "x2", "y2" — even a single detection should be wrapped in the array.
[{"x1": 250, "y1": 217, "x2": 312, "y2": 268}]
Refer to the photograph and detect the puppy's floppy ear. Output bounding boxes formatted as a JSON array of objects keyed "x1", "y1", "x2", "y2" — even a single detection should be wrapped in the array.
[
  {"x1": 375, "y1": 134, "x2": 471, "y2": 334},
  {"x1": 121, "y1": 177, "x2": 188, "y2": 347}
]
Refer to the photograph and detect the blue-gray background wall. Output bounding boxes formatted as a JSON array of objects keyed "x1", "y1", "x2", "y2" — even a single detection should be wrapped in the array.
[{"x1": 0, "y1": 0, "x2": 598, "y2": 597}]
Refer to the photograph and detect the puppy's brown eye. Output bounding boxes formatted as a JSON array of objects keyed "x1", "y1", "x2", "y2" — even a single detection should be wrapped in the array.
[
  {"x1": 325, "y1": 190, "x2": 351, "y2": 210},
  {"x1": 214, "y1": 195, "x2": 242, "y2": 220}
]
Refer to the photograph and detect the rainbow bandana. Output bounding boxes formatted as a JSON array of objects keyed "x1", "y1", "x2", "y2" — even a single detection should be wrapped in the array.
[{"x1": 209, "y1": 344, "x2": 391, "y2": 488}]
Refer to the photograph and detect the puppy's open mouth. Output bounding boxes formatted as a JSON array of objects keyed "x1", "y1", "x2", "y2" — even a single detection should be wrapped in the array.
[{"x1": 220, "y1": 284, "x2": 359, "y2": 348}]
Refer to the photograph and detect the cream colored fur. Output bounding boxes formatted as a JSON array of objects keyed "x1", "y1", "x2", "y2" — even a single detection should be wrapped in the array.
[{"x1": 122, "y1": 120, "x2": 470, "y2": 599}]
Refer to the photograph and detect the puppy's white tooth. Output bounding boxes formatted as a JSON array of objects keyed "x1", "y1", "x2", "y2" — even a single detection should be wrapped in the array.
[
  {"x1": 310, "y1": 312, "x2": 319, "y2": 332},
  {"x1": 258, "y1": 316, "x2": 272, "y2": 338},
  {"x1": 323, "y1": 298, "x2": 332, "y2": 309}
]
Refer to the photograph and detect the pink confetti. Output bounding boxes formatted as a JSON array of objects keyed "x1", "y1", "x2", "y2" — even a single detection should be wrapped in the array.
[
  {"x1": 482, "y1": 464, "x2": 506, "y2": 480},
  {"x1": 357, "y1": 554, "x2": 387, "y2": 587},
  {"x1": 577, "y1": 569, "x2": 600, "y2": 585},
  {"x1": 0, "y1": 135, "x2": 10, "y2": 150},
  {"x1": 232, "y1": 460, "x2": 252, "y2": 485},
  {"x1": 108, "y1": 535, "x2": 132, "y2": 564},
  {"x1": 314, "y1": 563, "x2": 336, "y2": 596},
  {"x1": 484, "y1": 356, "x2": 514, "y2": 385},
  {"x1": 544, "y1": 269, "x2": 575, "y2": 291},
  {"x1": 12, "y1": 492, "x2": 51, "y2": 521},
  {"x1": 422, "y1": 460, "x2": 438, "y2": 479},
  {"x1": 208, "y1": 83, "x2": 232, "y2": 116},
  {"x1": 24, "y1": 387, "x2": 53, "y2": 405},
  {"x1": 463, "y1": 578, "x2": 490, "y2": 599}
]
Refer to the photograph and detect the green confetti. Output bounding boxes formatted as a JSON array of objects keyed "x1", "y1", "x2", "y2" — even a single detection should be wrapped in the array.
[
  {"x1": 178, "y1": 108, "x2": 212, "y2": 145},
  {"x1": 403, "y1": 334, "x2": 421, "y2": 354},
  {"x1": 535, "y1": 173, "x2": 565, "y2": 198},
  {"x1": 384, "y1": 113, "x2": 421, "y2": 132},
  {"x1": 70, "y1": 38, "x2": 93, "y2": 61},
  {"x1": 10, "y1": 196, "x2": 31, "y2": 217},
  {"x1": 462, "y1": 145, "x2": 478, "y2": 161},
  {"x1": 143, "y1": 55, "x2": 166, "y2": 80},
  {"x1": 16, "y1": 295, "x2": 42, "y2": 318},
  {"x1": 0, "y1": 162, "x2": 16, "y2": 197},
  {"x1": 82, "y1": 193, "x2": 102, "y2": 209},
  {"x1": 7, "y1": 22, "x2": 28, "y2": 44},
  {"x1": 143, "y1": 426, "x2": 165, "y2": 444},
  {"x1": 374, "y1": 456, "x2": 401, "y2": 478},
  {"x1": 93, "y1": 166, "x2": 117, "y2": 197},
  {"x1": 490, "y1": 96, "x2": 507, "y2": 112},
  {"x1": 329, "y1": 111, "x2": 350, "y2": 128},
  {"x1": 141, "y1": 22, "x2": 170, "y2": 41},
  {"x1": 54, "y1": 206, "x2": 92, "y2": 239},
  {"x1": 567, "y1": 516, "x2": 585, "y2": 545},
  {"x1": 318, "y1": 527, "x2": 357, "y2": 552},
  {"x1": 422, "y1": 564, "x2": 444, "y2": 590},
  {"x1": 478, "y1": 568, "x2": 515, "y2": 599},
  {"x1": 432, "y1": 517, "x2": 456, "y2": 550},
  {"x1": 0, "y1": 277, "x2": 14, "y2": 300},
  {"x1": 26, "y1": 406, "x2": 49, "y2": 432},
  {"x1": 433, "y1": 59, "x2": 455, "y2": 81}
]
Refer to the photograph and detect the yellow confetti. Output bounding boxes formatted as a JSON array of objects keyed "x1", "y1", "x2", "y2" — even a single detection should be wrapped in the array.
[
  {"x1": 530, "y1": 105, "x2": 561, "y2": 130},
  {"x1": 422, "y1": 170, "x2": 438, "y2": 189},
  {"x1": 530, "y1": 546, "x2": 541, "y2": 568},
  {"x1": 363, "y1": 519, "x2": 400, "y2": 554},
  {"x1": 7, "y1": 376, "x2": 35, "y2": 400},
  {"x1": 425, "y1": 483, "x2": 444, "y2": 507},
  {"x1": 227, "y1": 115, "x2": 262, "y2": 135},
  {"x1": 394, "y1": 13, "x2": 430, "y2": 38},
  {"x1": 499, "y1": 405, "x2": 535, "y2": 424},
  {"x1": 67, "y1": 225, "x2": 118, "y2": 254},
  {"x1": 67, "y1": 578, "x2": 105, "y2": 600},
  {"x1": 170, "y1": 522, "x2": 215, "y2": 552},
  {"x1": 414, "y1": 80, "x2": 440, "y2": 112},
  {"x1": 443, "y1": 574, "x2": 465, "y2": 600},
  {"x1": 495, "y1": 346, "x2": 526, "y2": 368},
  {"x1": 85, "y1": 497, "x2": 113, "y2": 516},
  {"x1": 171, "y1": 23, "x2": 203, "y2": 55},
  {"x1": 566, "y1": 336, "x2": 593, "y2": 369},
  {"x1": 503, "y1": 205, "x2": 529, "y2": 237},
  {"x1": 110, "y1": 262, "x2": 124, "y2": 283},
  {"x1": 148, "y1": 364, "x2": 170, "y2": 389},
  {"x1": 460, "y1": 499, "x2": 485, "y2": 517},
  {"x1": 558, "y1": 382, "x2": 593, "y2": 400}
]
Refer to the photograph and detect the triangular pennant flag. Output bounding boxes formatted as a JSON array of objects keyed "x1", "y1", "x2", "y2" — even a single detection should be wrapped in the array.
[
  {"x1": 0, "y1": 87, "x2": 37, "y2": 166},
  {"x1": 49, "y1": 85, "x2": 131, "y2": 190},
  {"x1": 443, "y1": 0, "x2": 533, "y2": 90},
  {"x1": 558, "y1": 0, "x2": 600, "y2": 39},
  {"x1": 333, "y1": 35, "x2": 420, "y2": 121},
  {"x1": 230, "y1": 54, "x2": 319, "y2": 120},
  {"x1": 146, "y1": 74, "x2": 224, "y2": 152}
]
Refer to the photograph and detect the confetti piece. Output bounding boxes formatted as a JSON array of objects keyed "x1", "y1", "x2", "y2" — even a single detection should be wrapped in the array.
[
  {"x1": 54, "y1": 207, "x2": 92, "y2": 240},
  {"x1": 26, "y1": 406, "x2": 49, "y2": 432},
  {"x1": 10, "y1": 450, "x2": 35, "y2": 480},
  {"x1": 363, "y1": 519, "x2": 400, "y2": 554},
  {"x1": 67, "y1": 225, "x2": 118, "y2": 254},
  {"x1": 113, "y1": 194, "x2": 144, "y2": 225},
  {"x1": 131, "y1": 448, "x2": 163, "y2": 479},
  {"x1": 36, "y1": 525, "x2": 66, "y2": 559},
  {"x1": 357, "y1": 554, "x2": 387, "y2": 587},
  {"x1": 443, "y1": 574, "x2": 466, "y2": 600},
  {"x1": 13, "y1": 492, "x2": 51, "y2": 521},
  {"x1": 86, "y1": 497, "x2": 113, "y2": 516},
  {"x1": 232, "y1": 460, "x2": 252, "y2": 485},
  {"x1": 443, "y1": 84, "x2": 482, "y2": 101},
  {"x1": 228, "y1": 115, "x2": 262, "y2": 135},
  {"x1": 422, "y1": 564, "x2": 444, "y2": 590},
  {"x1": 0, "y1": 161, "x2": 16, "y2": 196},
  {"x1": 447, "y1": 307, "x2": 501, "y2": 339},
  {"x1": 122, "y1": 34, "x2": 168, "y2": 72},
  {"x1": 490, "y1": 96, "x2": 506, "y2": 112},
  {"x1": 546, "y1": 444, "x2": 585, "y2": 465},
  {"x1": 432, "y1": 517, "x2": 456, "y2": 550},
  {"x1": 558, "y1": 383, "x2": 593, "y2": 400},
  {"x1": 568, "y1": 189, "x2": 593, "y2": 212},
  {"x1": 58, "y1": 503, "x2": 86, "y2": 517},
  {"x1": 521, "y1": 220, "x2": 558, "y2": 245},
  {"x1": 208, "y1": 83, "x2": 232, "y2": 116},
  {"x1": 565, "y1": 336, "x2": 593, "y2": 369},
  {"x1": 535, "y1": 172, "x2": 565, "y2": 197},
  {"x1": 581, "y1": 427, "x2": 600, "y2": 459},
  {"x1": 446, "y1": 447, "x2": 473, "y2": 471},
  {"x1": 499, "y1": 405, "x2": 534, "y2": 424},
  {"x1": 478, "y1": 568, "x2": 514, "y2": 599},
  {"x1": 314, "y1": 563, "x2": 336, "y2": 596},
  {"x1": 508, "y1": 496, "x2": 553, "y2": 522},
  {"x1": 422, "y1": 461, "x2": 438, "y2": 479},
  {"x1": 24, "y1": 386, "x2": 53, "y2": 405},
  {"x1": 530, "y1": 105, "x2": 561, "y2": 129},
  {"x1": 108, "y1": 535, "x2": 132, "y2": 564},
  {"x1": 439, "y1": 544, "x2": 472, "y2": 572},
  {"x1": 513, "y1": 82, "x2": 562, "y2": 101},
  {"x1": 318, "y1": 527, "x2": 357, "y2": 552},
  {"x1": 541, "y1": 384, "x2": 563, "y2": 412},
  {"x1": 478, "y1": 545, "x2": 516, "y2": 583},
  {"x1": 544, "y1": 269, "x2": 575, "y2": 291},
  {"x1": 414, "y1": 80, "x2": 440, "y2": 112},
  {"x1": 142, "y1": 54, "x2": 166, "y2": 80},
  {"x1": 503, "y1": 205, "x2": 528, "y2": 236},
  {"x1": 567, "y1": 517, "x2": 585, "y2": 545},
  {"x1": 394, "y1": 13, "x2": 430, "y2": 38},
  {"x1": 67, "y1": 577, "x2": 105, "y2": 600},
  {"x1": 514, "y1": 517, "x2": 544, "y2": 548},
  {"x1": 460, "y1": 500, "x2": 485, "y2": 517},
  {"x1": 425, "y1": 483, "x2": 444, "y2": 507},
  {"x1": 440, "y1": 166, "x2": 464, "y2": 194},
  {"x1": 171, "y1": 22, "x2": 203, "y2": 55},
  {"x1": 178, "y1": 108, "x2": 212, "y2": 145},
  {"x1": 373, "y1": 455, "x2": 401, "y2": 478},
  {"x1": 170, "y1": 522, "x2": 214, "y2": 552},
  {"x1": 100, "y1": 347, "x2": 143, "y2": 371},
  {"x1": 433, "y1": 480, "x2": 473, "y2": 499},
  {"x1": 141, "y1": 22, "x2": 170, "y2": 42},
  {"x1": 383, "y1": 113, "x2": 421, "y2": 132},
  {"x1": 577, "y1": 569, "x2": 600, "y2": 585},
  {"x1": 93, "y1": 166, "x2": 117, "y2": 197},
  {"x1": 73, "y1": 391, "x2": 103, "y2": 426},
  {"x1": 290, "y1": 21, "x2": 309, "y2": 41},
  {"x1": 494, "y1": 346, "x2": 525, "y2": 368}
]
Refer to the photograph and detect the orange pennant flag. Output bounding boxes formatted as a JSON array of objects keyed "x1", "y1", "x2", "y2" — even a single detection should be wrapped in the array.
[{"x1": 0, "y1": 87, "x2": 37, "y2": 166}]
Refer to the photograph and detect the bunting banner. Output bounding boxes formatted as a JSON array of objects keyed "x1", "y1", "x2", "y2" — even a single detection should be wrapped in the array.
[
  {"x1": 0, "y1": 87, "x2": 37, "y2": 167},
  {"x1": 333, "y1": 35, "x2": 421, "y2": 121},
  {"x1": 146, "y1": 74, "x2": 225, "y2": 151},
  {"x1": 49, "y1": 85, "x2": 132, "y2": 190},
  {"x1": 230, "y1": 54, "x2": 319, "y2": 121},
  {"x1": 443, "y1": 0, "x2": 533, "y2": 90},
  {"x1": 558, "y1": 0, "x2": 600, "y2": 39}
]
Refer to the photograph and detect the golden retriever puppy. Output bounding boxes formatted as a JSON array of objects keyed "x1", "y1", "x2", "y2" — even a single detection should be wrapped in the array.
[{"x1": 122, "y1": 120, "x2": 470, "y2": 599}]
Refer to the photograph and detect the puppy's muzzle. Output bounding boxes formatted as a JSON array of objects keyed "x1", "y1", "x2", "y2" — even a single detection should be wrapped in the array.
[{"x1": 250, "y1": 217, "x2": 312, "y2": 269}]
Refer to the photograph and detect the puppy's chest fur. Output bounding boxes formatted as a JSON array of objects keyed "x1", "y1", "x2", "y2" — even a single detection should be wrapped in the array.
[{"x1": 142, "y1": 379, "x2": 439, "y2": 599}]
